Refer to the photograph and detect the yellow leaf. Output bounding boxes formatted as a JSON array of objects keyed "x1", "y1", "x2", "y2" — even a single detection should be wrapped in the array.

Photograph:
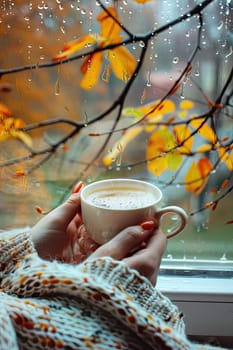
[
  {"x1": 167, "y1": 152, "x2": 182, "y2": 171},
  {"x1": 103, "y1": 126, "x2": 143, "y2": 166},
  {"x1": 173, "y1": 125, "x2": 193, "y2": 154},
  {"x1": 146, "y1": 129, "x2": 174, "y2": 176},
  {"x1": 122, "y1": 108, "x2": 144, "y2": 119},
  {"x1": 143, "y1": 114, "x2": 164, "y2": 132},
  {"x1": 10, "y1": 130, "x2": 33, "y2": 147},
  {"x1": 108, "y1": 46, "x2": 136, "y2": 82},
  {"x1": 218, "y1": 147, "x2": 233, "y2": 170},
  {"x1": 179, "y1": 100, "x2": 195, "y2": 110},
  {"x1": 97, "y1": 7, "x2": 121, "y2": 40},
  {"x1": 190, "y1": 118, "x2": 217, "y2": 144},
  {"x1": 147, "y1": 157, "x2": 167, "y2": 176},
  {"x1": 195, "y1": 144, "x2": 212, "y2": 153},
  {"x1": 141, "y1": 99, "x2": 175, "y2": 119},
  {"x1": 80, "y1": 52, "x2": 103, "y2": 90},
  {"x1": 178, "y1": 110, "x2": 188, "y2": 119}
]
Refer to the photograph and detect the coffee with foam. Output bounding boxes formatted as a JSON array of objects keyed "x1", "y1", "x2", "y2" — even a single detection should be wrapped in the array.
[{"x1": 87, "y1": 187, "x2": 156, "y2": 210}]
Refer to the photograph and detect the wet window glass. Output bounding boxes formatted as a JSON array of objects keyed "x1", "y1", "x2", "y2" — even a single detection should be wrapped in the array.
[{"x1": 0, "y1": 0, "x2": 232, "y2": 266}]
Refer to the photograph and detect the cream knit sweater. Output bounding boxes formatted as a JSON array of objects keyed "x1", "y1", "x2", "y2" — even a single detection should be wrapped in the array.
[{"x1": 0, "y1": 232, "x2": 226, "y2": 350}]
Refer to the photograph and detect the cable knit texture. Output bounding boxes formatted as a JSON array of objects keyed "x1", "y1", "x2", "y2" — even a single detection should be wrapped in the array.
[{"x1": 0, "y1": 231, "x2": 227, "y2": 350}]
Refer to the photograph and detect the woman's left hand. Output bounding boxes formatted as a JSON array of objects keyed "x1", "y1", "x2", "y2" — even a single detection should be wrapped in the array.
[{"x1": 31, "y1": 182, "x2": 99, "y2": 262}]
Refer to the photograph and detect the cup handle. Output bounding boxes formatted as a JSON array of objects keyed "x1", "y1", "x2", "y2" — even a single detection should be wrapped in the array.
[{"x1": 155, "y1": 206, "x2": 188, "y2": 239}]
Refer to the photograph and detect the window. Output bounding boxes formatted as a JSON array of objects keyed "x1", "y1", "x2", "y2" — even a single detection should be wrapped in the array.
[{"x1": 0, "y1": 0, "x2": 232, "y2": 342}]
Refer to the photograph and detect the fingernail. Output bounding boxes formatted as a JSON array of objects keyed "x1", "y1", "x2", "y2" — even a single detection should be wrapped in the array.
[
  {"x1": 72, "y1": 181, "x2": 83, "y2": 194},
  {"x1": 140, "y1": 220, "x2": 155, "y2": 230}
]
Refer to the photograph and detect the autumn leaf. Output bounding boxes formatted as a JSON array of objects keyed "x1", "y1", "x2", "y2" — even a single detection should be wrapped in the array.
[
  {"x1": 123, "y1": 99, "x2": 175, "y2": 132},
  {"x1": 190, "y1": 118, "x2": 217, "y2": 144},
  {"x1": 146, "y1": 129, "x2": 168, "y2": 176},
  {"x1": 178, "y1": 99, "x2": 195, "y2": 119},
  {"x1": 167, "y1": 152, "x2": 182, "y2": 171},
  {"x1": 80, "y1": 52, "x2": 103, "y2": 90},
  {"x1": 0, "y1": 103, "x2": 32, "y2": 147},
  {"x1": 195, "y1": 144, "x2": 213, "y2": 153},
  {"x1": 0, "y1": 102, "x2": 12, "y2": 117},
  {"x1": 184, "y1": 157, "x2": 212, "y2": 194},
  {"x1": 179, "y1": 100, "x2": 195, "y2": 110},
  {"x1": 103, "y1": 126, "x2": 143, "y2": 166},
  {"x1": 52, "y1": 34, "x2": 97, "y2": 61},
  {"x1": 122, "y1": 107, "x2": 144, "y2": 119},
  {"x1": 53, "y1": 7, "x2": 136, "y2": 90},
  {"x1": 147, "y1": 128, "x2": 181, "y2": 176},
  {"x1": 218, "y1": 147, "x2": 233, "y2": 170},
  {"x1": 173, "y1": 124, "x2": 193, "y2": 154}
]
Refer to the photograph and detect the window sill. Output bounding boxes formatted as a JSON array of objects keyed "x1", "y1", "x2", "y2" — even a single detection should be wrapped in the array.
[{"x1": 158, "y1": 260, "x2": 233, "y2": 338}]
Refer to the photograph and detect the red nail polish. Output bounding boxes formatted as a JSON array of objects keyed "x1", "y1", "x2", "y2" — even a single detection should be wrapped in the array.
[
  {"x1": 72, "y1": 181, "x2": 83, "y2": 194},
  {"x1": 140, "y1": 221, "x2": 155, "y2": 230}
]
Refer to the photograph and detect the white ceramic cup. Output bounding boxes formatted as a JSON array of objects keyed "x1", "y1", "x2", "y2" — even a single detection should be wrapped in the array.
[{"x1": 80, "y1": 178, "x2": 188, "y2": 244}]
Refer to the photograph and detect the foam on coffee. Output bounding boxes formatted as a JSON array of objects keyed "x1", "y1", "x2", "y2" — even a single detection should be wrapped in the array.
[{"x1": 86, "y1": 186, "x2": 156, "y2": 210}]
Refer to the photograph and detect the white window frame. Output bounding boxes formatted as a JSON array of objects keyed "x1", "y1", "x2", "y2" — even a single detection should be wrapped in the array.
[{"x1": 158, "y1": 259, "x2": 233, "y2": 338}]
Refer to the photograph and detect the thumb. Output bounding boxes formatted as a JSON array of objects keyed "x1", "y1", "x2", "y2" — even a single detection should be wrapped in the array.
[{"x1": 51, "y1": 182, "x2": 84, "y2": 227}]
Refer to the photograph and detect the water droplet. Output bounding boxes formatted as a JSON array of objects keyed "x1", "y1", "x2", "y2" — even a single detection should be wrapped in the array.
[
  {"x1": 83, "y1": 111, "x2": 88, "y2": 126},
  {"x1": 172, "y1": 56, "x2": 179, "y2": 64},
  {"x1": 55, "y1": 79, "x2": 60, "y2": 95},
  {"x1": 217, "y1": 21, "x2": 224, "y2": 30},
  {"x1": 146, "y1": 70, "x2": 151, "y2": 87},
  {"x1": 139, "y1": 41, "x2": 145, "y2": 48},
  {"x1": 166, "y1": 254, "x2": 173, "y2": 259},
  {"x1": 220, "y1": 253, "x2": 227, "y2": 261},
  {"x1": 60, "y1": 26, "x2": 66, "y2": 34}
]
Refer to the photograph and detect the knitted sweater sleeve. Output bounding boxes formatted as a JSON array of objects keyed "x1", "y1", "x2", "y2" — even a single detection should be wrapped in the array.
[{"x1": 0, "y1": 231, "x2": 228, "y2": 350}]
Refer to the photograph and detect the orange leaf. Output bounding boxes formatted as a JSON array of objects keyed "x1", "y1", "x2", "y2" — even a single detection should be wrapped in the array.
[
  {"x1": 0, "y1": 103, "x2": 12, "y2": 118},
  {"x1": 184, "y1": 158, "x2": 212, "y2": 195},
  {"x1": 185, "y1": 161, "x2": 203, "y2": 194},
  {"x1": 198, "y1": 157, "x2": 212, "y2": 179},
  {"x1": 52, "y1": 35, "x2": 96, "y2": 61},
  {"x1": 221, "y1": 179, "x2": 229, "y2": 189}
]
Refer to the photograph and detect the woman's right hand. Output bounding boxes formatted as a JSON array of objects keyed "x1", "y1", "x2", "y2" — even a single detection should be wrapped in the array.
[{"x1": 89, "y1": 221, "x2": 167, "y2": 285}]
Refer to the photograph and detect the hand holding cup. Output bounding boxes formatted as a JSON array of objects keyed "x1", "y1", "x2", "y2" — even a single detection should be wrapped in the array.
[{"x1": 81, "y1": 178, "x2": 188, "y2": 244}]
